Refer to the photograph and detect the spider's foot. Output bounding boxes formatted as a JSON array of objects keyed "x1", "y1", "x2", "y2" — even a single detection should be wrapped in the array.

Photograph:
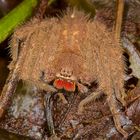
[
  {"x1": 116, "y1": 125, "x2": 129, "y2": 138},
  {"x1": 114, "y1": 112, "x2": 132, "y2": 138},
  {"x1": 58, "y1": 93, "x2": 68, "y2": 104}
]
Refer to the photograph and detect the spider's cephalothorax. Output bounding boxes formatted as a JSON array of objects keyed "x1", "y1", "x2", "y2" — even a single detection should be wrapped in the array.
[{"x1": 0, "y1": 10, "x2": 129, "y2": 138}]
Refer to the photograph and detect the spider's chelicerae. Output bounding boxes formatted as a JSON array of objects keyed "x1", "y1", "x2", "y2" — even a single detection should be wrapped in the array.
[{"x1": 0, "y1": 10, "x2": 129, "y2": 138}]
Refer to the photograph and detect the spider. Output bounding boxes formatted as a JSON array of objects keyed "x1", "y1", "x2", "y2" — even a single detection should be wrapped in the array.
[{"x1": 0, "y1": 9, "x2": 129, "y2": 138}]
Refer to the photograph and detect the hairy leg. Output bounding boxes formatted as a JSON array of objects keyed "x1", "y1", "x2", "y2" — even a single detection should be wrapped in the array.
[
  {"x1": 107, "y1": 92, "x2": 128, "y2": 138},
  {"x1": 78, "y1": 90, "x2": 103, "y2": 114},
  {"x1": 115, "y1": 86, "x2": 127, "y2": 107},
  {"x1": 0, "y1": 37, "x2": 28, "y2": 118},
  {"x1": 0, "y1": 70, "x2": 19, "y2": 118},
  {"x1": 31, "y1": 80, "x2": 57, "y2": 93}
]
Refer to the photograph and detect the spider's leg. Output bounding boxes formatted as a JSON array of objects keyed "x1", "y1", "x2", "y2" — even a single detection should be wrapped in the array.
[
  {"x1": 35, "y1": 70, "x2": 57, "y2": 93},
  {"x1": 0, "y1": 70, "x2": 19, "y2": 118},
  {"x1": 0, "y1": 37, "x2": 26, "y2": 118},
  {"x1": 107, "y1": 92, "x2": 129, "y2": 138},
  {"x1": 33, "y1": 80, "x2": 57, "y2": 93},
  {"x1": 78, "y1": 90, "x2": 103, "y2": 114}
]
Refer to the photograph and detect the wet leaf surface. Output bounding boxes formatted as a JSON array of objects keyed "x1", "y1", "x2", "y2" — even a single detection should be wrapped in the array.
[{"x1": 0, "y1": 82, "x2": 46, "y2": 140}]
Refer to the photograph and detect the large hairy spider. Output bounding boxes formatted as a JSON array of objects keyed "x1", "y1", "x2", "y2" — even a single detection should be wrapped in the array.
[{"x1": 0, "y1": 10, "x2": 129, "y2": 138}]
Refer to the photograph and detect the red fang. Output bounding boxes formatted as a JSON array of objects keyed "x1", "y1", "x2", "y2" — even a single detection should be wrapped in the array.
[{"x1": 54, "y1": 79, "x2": 76, "y2": 92}]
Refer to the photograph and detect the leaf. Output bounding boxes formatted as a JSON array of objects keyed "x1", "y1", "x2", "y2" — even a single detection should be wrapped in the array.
[
  {"x1": 122, "y1": 37, "x2": 140, "y2": 79},
  {"x1": 0, "y1": 0, "x2": 38, "y2": 43},
  {"x1": 126, "y1": 97, "x2": 140, "y2": 125}
]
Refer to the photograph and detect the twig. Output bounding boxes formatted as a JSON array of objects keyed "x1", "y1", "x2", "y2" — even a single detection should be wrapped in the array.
[
  {"x1": 114, "y1": 0, "x2": 125, "y2": 40},
  {"x1": 0, "y1": 0, "x2": 38, "y2": 43},
  {"x1": 44, "y1": 93, "x2": 55, "y2": 136}
]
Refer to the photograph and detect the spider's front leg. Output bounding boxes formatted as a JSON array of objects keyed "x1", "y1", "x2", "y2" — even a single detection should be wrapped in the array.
[
  {"x1": 77, "y1": 78, "x2": 103, "y2": 114},
  {"x1": 77, "y1": 88, "x2": 103, "y2": 114},
  {"x1": 0, "y1": 68, "x2": 19, "y2": 118},
  {"x1": 35, "y1": 70, "x2": 57, "y2": 93}
]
